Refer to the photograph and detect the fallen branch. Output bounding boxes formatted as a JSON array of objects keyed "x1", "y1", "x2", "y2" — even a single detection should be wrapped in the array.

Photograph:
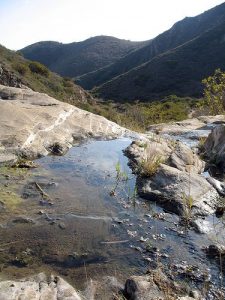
[
  {"x1": 34, "y1": 182, "x2": 53, "y2": 202},
  {"x1": 100, "y1": 240, "x2": 129, "y2": 245}
]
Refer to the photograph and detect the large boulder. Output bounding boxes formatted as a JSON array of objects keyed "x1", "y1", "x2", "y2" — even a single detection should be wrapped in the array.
[
  {"x1": 0, "y1": 85, "x2": 131, "y2": 162},
  {"x1": 125, "y1": 138, "x2": 218, "y2": 216},
  {"x1": 137, "y1": 164, "x2": 217, "y2": 215},
  {"x1": 0, "y1": 273, "x2": 82, "y2": 300},
  {"x1": 204, "y1": 124, "x2": 225, "y2": 170},
  {"x1": 123, "y1": 269, "x2": 194, "y2": 300}
]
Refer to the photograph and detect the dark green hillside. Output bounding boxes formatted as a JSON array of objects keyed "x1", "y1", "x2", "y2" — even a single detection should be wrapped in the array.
[
  {"x1": 0, "y1": 44, "x2": 92, "y2": 104},
  {"x1": 96, "y1": 21, "x2": 225, "y2": 101},
  {"x1": 20, "y1": 36, "x2": 145, "y2": 78},
  {"x1": 77, "y1": 2, "x2": 225, "y2": 90}
]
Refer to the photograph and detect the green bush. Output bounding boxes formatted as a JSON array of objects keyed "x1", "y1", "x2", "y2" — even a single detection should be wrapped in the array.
[
  {"x1": 29, "y1": 61, "x2": 49, "y2": 77},
  {"x1": 12, "y1": 62, "x2": 29, "y2": 76},
  {"x1": 202, "y1": 69, "x2": 225, "y2": 115}
]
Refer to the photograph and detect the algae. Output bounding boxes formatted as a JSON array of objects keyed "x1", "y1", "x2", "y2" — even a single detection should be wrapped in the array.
[{"x1": 0, "y1": 188, "x2": 22, "y2": 211}]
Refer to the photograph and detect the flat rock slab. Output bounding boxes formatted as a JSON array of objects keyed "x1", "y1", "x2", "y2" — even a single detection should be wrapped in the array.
[
  {"x1": 147, "y1": 115, "x2": 225, "y2": 135},
  {"x1": 0, "y1": 85, "x2": 131, "y2": 161}
]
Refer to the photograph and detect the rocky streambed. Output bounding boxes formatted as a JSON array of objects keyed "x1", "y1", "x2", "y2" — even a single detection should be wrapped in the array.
[
  {"x1": 0, "y1": 138, "x2": 224, "y2": 299},
  {"x1": 0, "y1": 85, "x2": 225, "y2": 299}
]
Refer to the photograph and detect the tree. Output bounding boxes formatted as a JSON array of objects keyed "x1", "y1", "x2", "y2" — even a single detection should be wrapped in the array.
[{"x1": 202, "y1": 69, "x2": 225, "y2": 115}]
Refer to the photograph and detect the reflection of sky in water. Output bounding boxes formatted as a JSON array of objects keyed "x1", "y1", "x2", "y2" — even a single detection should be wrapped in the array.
[{"x1": 42, "y1": 138, "x2": 133, "y2": 176}]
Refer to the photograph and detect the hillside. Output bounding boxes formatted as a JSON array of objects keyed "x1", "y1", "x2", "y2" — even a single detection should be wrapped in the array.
[
  {"x1": 0, "y1": 44, "x2": 92, "y2": 105},
  {"x1": 95, "y1": 21, "x2": 225, "y2": 101},
  {"x1": 76, "y1": 2, "x2": 225, "y2": 90},
  {"x1": 20, "y1": 36, "x2": 146, "y2": 78},
  {"x1": 15, "y1": 2, "x2": 225, "y2": 101}
]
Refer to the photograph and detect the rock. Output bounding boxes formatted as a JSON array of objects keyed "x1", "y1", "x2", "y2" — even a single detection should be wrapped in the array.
[
  {"x1": 191, "y1": 219, "x2": 213, "y2": 234},
  {"x1": 125, "y1": 137, "x2": 218, "y2": 216},
  {"x1": 0, "y1": 85, "x2": 131, "y2": 162},
  {"x1": 123, "y1": 269, "x2": 190, "y2": 300},
  {"x1": 137, "y1": 164, "x2": 217, "y2": 216},
  {"x1": 0, "y1": 64, "x2": 23, "y2": 88},
  {"x1": 206, "y1": 176, "x2": 225, "y2": 196},
  {"x1": 147, "y1": 115, "x2": 225, "y2": 135},
  {"x1": 205, "y1": 244, "x2": 225, "y2": 257},
  {"x1": 124, "y1": 275, "x2": 164, "y2": 300},
  {"x1": 204, "y1": 124, "x2": 225, "y2": 170},
  {"x1": 169, "y1": 142, "x2": 205, "y2": 173},
  {"x1": 0, "y1": 273, "x2": 82, "y2": 300},
  {"x1": 80, "y1": 276, "x2": 123, "y2": 300},
  {"x1": 58, "y1": 222, "x2": 66, "y2": 230},
  {"x1": 189, "y1": 290, "x2": 202, "y2": 299},
  {"x1": 215, "y1": 206, "x2": 225, "y2": 217}
]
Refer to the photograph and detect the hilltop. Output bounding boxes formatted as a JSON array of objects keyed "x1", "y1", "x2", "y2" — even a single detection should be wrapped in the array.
[
  {"x1": 20, "y1": 36, "x2": 146, "y2": 78},
  {"x1": 96, "y1": 20, "x2": 225, "y2": 101},
  {"x1": 78, "y1": 2, "x2": 225, "y2": 91}
]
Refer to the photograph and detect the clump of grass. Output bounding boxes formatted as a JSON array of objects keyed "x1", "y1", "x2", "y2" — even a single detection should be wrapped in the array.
[
  {"x1": 110, "y1": 161, "x2": 128, "y2": 196},
  {"x1": 182, "y1": 192, "x2": 194, "y2": 223},
  {"x1": 140, "y1": 154, "x2": 164, "y2": 177},
  {"x1": 198, "y1": 136, "x2": 207, "y2": 154}
]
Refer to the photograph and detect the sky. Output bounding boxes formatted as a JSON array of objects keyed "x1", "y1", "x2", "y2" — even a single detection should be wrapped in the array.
[{"x1": 0, "y1": 0, "x2": 224, "y2": 50}]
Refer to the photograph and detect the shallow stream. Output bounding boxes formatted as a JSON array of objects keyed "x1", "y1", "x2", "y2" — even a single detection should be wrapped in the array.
[{"x1": 0, "y1": 138, "x2": 224, "y2": 294}]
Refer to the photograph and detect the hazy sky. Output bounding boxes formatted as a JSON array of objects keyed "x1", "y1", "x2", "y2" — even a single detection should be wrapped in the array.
[{"x1": 0, "y1": 0, "x2": 224, "y2": 50}]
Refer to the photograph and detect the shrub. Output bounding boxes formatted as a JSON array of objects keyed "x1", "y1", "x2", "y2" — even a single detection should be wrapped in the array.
[
  {"x1": 13, "y1": 62, "x2": 28, "y2": 76},
  {"x1": 29, "y1": 61, "x2": 49, "y2": 77},
  {"x1": 202, "y1": 69, "x2": 225, "y2": 115},
  {"x1": 63, "y1": 77, "x2": 74, "y2": 88}
]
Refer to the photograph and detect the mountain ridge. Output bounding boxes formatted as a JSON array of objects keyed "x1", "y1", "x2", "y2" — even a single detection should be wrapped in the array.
[
  {"x1": 95, "y1": 20, "x2": 225, "y2": 101},
  {"x1": 77, "y1": 2, "x2": 225, "y2": 90},
  {"x1": 20, "y1": 36, "x2": 147, "y2": 78}
]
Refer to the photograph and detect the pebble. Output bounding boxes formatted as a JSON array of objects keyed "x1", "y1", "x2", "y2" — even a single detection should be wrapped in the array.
[
  {"x1": 127, "y1": 230, "x2": 137, "y2": 237},
  {"x1": 58, "y1": 222, "x2": 66, "y2": 230},
  {"x1": 139, "y1": 237, "x2": 148, "y2": 242}
]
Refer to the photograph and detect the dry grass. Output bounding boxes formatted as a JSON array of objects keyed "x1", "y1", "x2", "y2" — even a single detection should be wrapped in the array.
[{"x1": 140, "y1": 154, "x2": 164, "y2": 177}]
